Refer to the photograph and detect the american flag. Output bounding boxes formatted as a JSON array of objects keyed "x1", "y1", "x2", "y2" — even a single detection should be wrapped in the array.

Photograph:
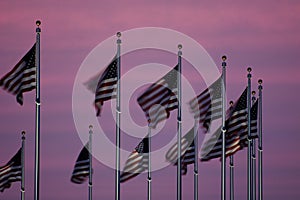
[
  {"x1": 71, "y1": 143, "x2": 90, "y2": 184},
  {"x1": 0, "y1": 44, "x2": 36, "y2": 105},
  {"x1": 165, "y1": 128, "x2": 195, "y2": 175},
  {"x1": 200, "y1": 87, "x2": 248, "y2": 161},
  {"x1": 189, "y1": 76, "x2": 222, "y2": 133},
  {"x1": 137, "y1": 65, "x2": 178, "y2": 128},
  {"x1": 239, "y1": 99, "x2": 259, "y2": 148},
  {"x1": 0, "y1": 147, "x2": 22, "y2": 192},
  {"x1": 92, "y1": 56, "x2": 118, "y2": 116},
  {"x1": 120, "y1": 137, "x2": 149, "y2": 183}
]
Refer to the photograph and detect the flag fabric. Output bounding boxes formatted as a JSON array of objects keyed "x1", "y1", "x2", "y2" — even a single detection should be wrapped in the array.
[
  {"x1": 92, "y1": 56, "x2": 118, "y2": 116},
  {"x1": 0, "y1": 44, "x2": 36, "y2": 105},
  {"x1": 239, "y1": 99, "x2": 259, "y2": 148},
  {"x1": 120, "y1": 137, "x2": 149, "y2": 183},
  {"x1": 189, "y1": 76, "x2": 222, "y2": 133},
  {"x1": 137, "y1": 65, "x2": 178, "y2": 128},
  {"x1": 71, "y1": 143, "x2": 90, "y2": 184},
  {"x1": 200, "y1": 87, "x2": 248, "y2": 161},
  {"x1": 165, "y1": 128, "x2": 195, "y2": 175},
  {"x1": 0, "y1": 147, "x2": 22, "y2": 192}
]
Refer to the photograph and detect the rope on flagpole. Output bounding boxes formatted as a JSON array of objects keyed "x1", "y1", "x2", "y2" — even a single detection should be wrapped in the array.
[
  {"x1": 193, "y1": 121, "x2": 199, "y2": 200},
  {"x1": 221, "y1": 55, "x2": 227, "y2": 200},
  {"x1": 21, "y1": 131, "x2": 26, "y2": 200},
  {"x1": 247, "y1": 67, "x2": 253, "y2": 200},
  {"x1": 177, "y1": 44, "x2": 182, "y2": 200},
  {"x1": 88, "y1": 125, "x2": 93, "y2": 200},
  {"x1": 34, "y1": 20, "x2": 41, "y2": 200},
  {"x1": 252, "y1": 91, "x2": 257, "y2": 200},
  {"x1": 257, "y1": 79, "x2": 263, "y2": 200},
  {"x1": 229, "y1": 100, "x2": 234, "y2": 200},
  {"x1": 115, "y1": 32, "x2": 121, "y2": 200}
]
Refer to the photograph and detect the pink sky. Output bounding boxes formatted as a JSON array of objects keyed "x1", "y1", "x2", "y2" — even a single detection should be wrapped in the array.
[{"x1": 1, "y1": 0, "x2": 300, "y2": 199}]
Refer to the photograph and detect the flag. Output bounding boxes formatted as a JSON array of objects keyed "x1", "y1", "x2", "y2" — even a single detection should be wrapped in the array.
[
  {"x1": 86, "y1": 56, "x2": 118, "y2": 116},
  {"x1": 120, "y1": 137, "x2": 149, "y2": 183},
  {"x1": 200, "y1": 87, "x2": 248, "y2": 161},
  {"x1": 71, "y1": 143, "x2": 90, "y2": 184},
  {"x1": 165, "y1": 128, "x2": 195, "y2": 175},
  {"x1": 0, "y1": 44, "x2": 36, "y2": 105},
  {"x1": 189, "y1": 76, "x2": 222, "y2": 133},
  {"x1": 0, "y1": 148, "x2": 22, "y2": 192},
  {"x1": 137, "y1": 65, "x2": 178, "y2": 128},
  {"x1": 238, "y1": 99, "x2": 259, "y2": 148}
]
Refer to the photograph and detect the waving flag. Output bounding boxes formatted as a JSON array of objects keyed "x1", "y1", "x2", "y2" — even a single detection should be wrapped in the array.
[{"x1": 0, "y1": 44, "x2": 36, "y2": 105}]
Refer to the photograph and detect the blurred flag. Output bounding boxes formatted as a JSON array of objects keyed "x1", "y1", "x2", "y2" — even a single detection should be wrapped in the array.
[
  {"x1": 165, "y1": 128, "x2": 195, "y2": 175},
  {"x1": 189, "y1": 76, "x2": 222, "y2": 133},
  {"x1": 0, "y1": 44, "x2": 36, "y2": 105},
  {"x1": 137, "y1": 65, "x2": 178, "y2": 128},
  {"x1": 120, "y1": 137, "x2": 149, "y2": 183},
  {"x1": 0, "y1": 148, "x2": 22, "y2": 192},
  {"x1": 239, "y1": 99, "x2": 259, "y2": 148},
  {"x1": 85, "y1": 56, "x2": 118, "y2": 116},
  {"x1": 71, "y1": 143, "x2": 90, "y2": 184},
  {"x1": 200, "y1": 87, "x2": 248, "y2": 161}
]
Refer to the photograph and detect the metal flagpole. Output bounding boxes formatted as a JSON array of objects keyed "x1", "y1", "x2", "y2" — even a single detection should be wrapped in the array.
[
  {"x1": 34, "y1": 20, "x2": 41, "y2": 200},
  {"x1": 252, "y1": 91, "x2": 257, "y2": 200},
  {"x1": 147, "y1": 127, "x2": 152, "y2": 200},
  {"x1": 115, "y1": 32, "x2": 121, "y2": 200},
  {"x1": 229, "y1": 156, "x2": 234, "y2": 200},
  {"x1": 21, "y1": 131, "x2": 26, "y2": 200},
  {"x1": 221, "y1": 55, "x2": 227, "y2": 200},
  {"x1": 88, "y1": 125, "x2": 93, "y2": 200},
  {"x1": 193, "y1": 120, "x2": 199, "y2": 200},
  {"x1": 229, "y1": 101, "x2": 234, "y2": 200},
  {"x1": 247, "y1": 67, "x2": 252, "y2": 200},
  {"x1": 257, "y1": 79, "x2": 263, "y2": 200},
  {"x1": 177, "y1": 44, "x2": 182, "y2": 200}
]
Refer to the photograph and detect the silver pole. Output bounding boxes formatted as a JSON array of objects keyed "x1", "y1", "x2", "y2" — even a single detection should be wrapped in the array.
[
  {"x1": 247, "y1": 67, "x2": 252, "y2": 200},
  {"x1": 229, "y1": 101, "x2": 234, "y2": 200},
  {"x1": 115, "y1": 32, "x2": 121, "y2": 200},
  {"x1": 229, "y1": 156, "x2": 234, "y2": 200},
  {"x1": 258, "y1": 79, "x2": 263, "y2": 200},
  {"x1": 221, "y1": 56, "x2": 227, "y2": 200},
  {"x1": 193, "y1": 121, "x2": 199, "y2": 200},
  {"x1": 252, "y1": 91, "x2": 257, "y2": 200},
  {"x1": 21, "y1": 131, "x2": 26, "y2": 200},
  {"x1": 177, "y1": 44, "x2": 182, "y2": 200},
  {"x1": 34, "y1": 20, "x2": 41, "y2": 200},
  {"x1": 147, "y1": 127, "x2": 152, "y2": 200},
  {"x1": 88, "y1": 125, "x2": 93, "y2": 200}
]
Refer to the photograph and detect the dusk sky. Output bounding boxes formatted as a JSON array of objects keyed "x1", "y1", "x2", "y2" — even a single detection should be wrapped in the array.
[{"x1": 1, "y1": 1, "x2": 300, "y2": 200}]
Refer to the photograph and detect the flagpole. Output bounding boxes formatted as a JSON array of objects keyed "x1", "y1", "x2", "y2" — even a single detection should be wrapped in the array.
[
  {"x1": 21, "y1": 131, "x2": 26, "y2": 200},
  {"x1": 147, "y1": 127, "x2": 152, "y2": 200},
  {"x1": 251, "y1": 91, "x2": 257, "y2": 200},
  {"x1": 229, "y1": 101, "x2": 234, "y2": 200},
  {"x1": 247, "y1": 67, "x2": 252, "y2": 200},
  {"x1": 177, "y1": 44, "x2": 182, "y2": 200},
  {"x1": 193, "y1": 120, "x2": 199, "y2": 200},
  {"x1": 221, "y1": 55, "x2": 227, "y2": 200},
  {"x1": 115, "y1": 32, "x2": 121, "y2": 200},
  {"x1": 257, "y1": 79, "x2": 263, "y2": 200},
  {"x1": 88, "y1": 125, "x2": 93, "y2": 200},
  {"x1": 34, "y1": 20, "x2": 41, "y2": 200}
]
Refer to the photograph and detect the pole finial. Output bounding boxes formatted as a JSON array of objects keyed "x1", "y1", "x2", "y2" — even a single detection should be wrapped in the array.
[
  {"x1": 252, "y1": 91, "x2": 256, "y2": 96},
  {"x1": 178, "y1": 44, "x2": 183, "y2": 50},
  {"x1": 89, "y1": 124, "x2": 93, "y2": 130},
  {"x1": 258, "y1": 79, "x2": 263, "y2": 84},
  {"x1": 22, "y1": 130, "x2": 26, "y2": 135},
  {"x1": 229, "y1": 100, "x2": 234, "y2": 106},
  {"x1": 222, "y1": 55, "x2": 227, "y2": 61},
  {"x1": 247, "y1": 67, "x2": 252, "y2": 73},
  {"x1": 36, "y1": 20, "x2": 41, "y2": 27},
  {"x1": 116, "y1": 32, "x2": 121, "y2": 38}
]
